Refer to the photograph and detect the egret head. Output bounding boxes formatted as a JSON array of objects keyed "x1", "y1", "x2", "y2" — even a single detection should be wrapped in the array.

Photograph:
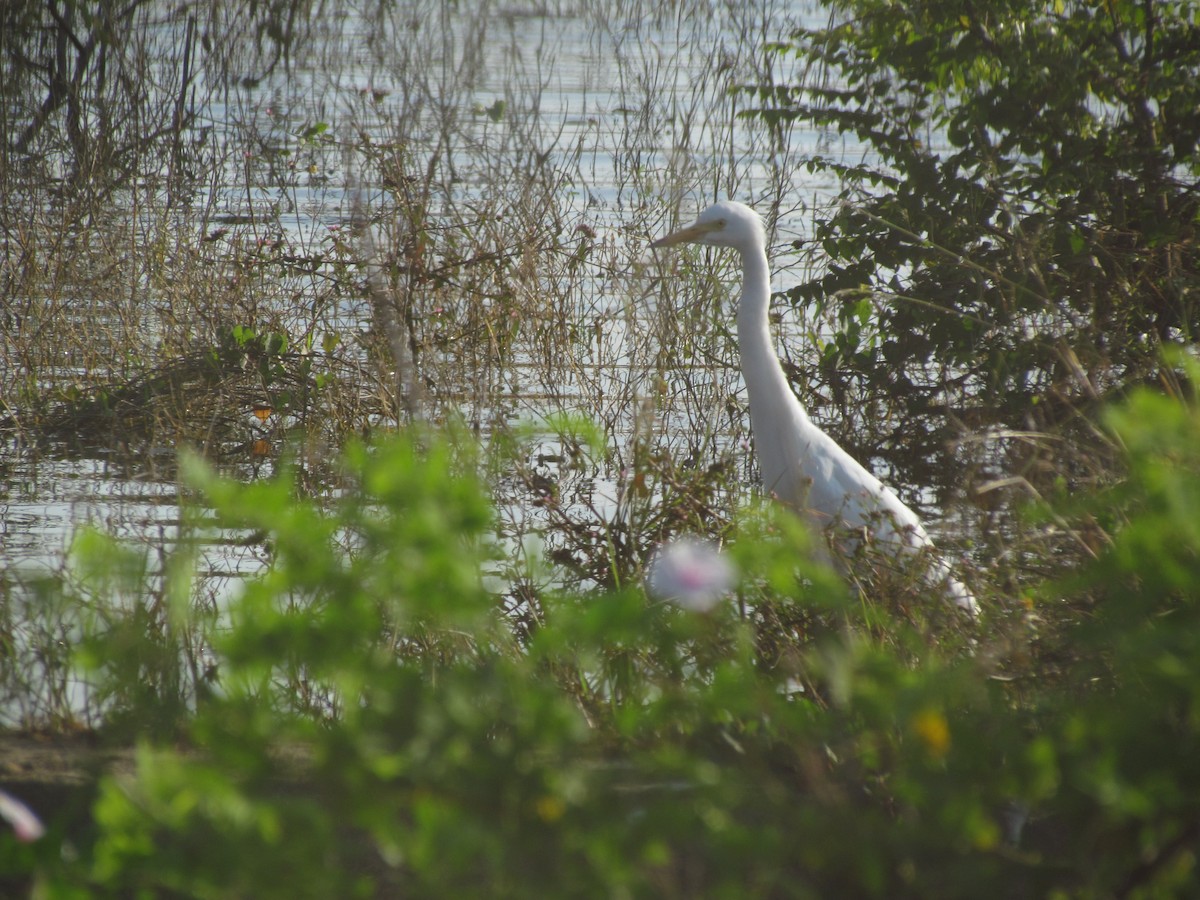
[{"x1": 651, "y1": 201, "x2": 765, "y2": 254}]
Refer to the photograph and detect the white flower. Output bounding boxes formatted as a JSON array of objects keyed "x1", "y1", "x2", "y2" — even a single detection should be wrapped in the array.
[
  {"x1": 0, "y1": 789, "x2": 44, "y2": 843},
  {"x1": 647, "y1": 537, "x2": 736, "y2": 613}
]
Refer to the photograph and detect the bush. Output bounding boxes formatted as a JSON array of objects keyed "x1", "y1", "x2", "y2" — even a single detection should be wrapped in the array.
[
  {"x1": 749, "y1": 0, "x2": 1200, "y2": 502},
  {"x1": 11, "y1": 357, "x2": 1198, "y2": 895}
]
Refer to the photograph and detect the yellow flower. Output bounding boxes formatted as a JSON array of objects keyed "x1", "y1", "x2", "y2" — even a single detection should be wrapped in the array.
[
  {"x1": 535, "y1": 795, "x2": 566, "y2": 823},
  {"x1": 911, "y1": 709, "x2": 951, "y2": 759}
]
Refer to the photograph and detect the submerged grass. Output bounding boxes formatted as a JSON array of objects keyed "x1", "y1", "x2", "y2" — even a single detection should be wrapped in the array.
[
  {"x1": 1, "y1": 0, "x2": 1067, "y2": 734},
  {"x1": 0, "y1": 0, "x2": 836, "y2": 729}
]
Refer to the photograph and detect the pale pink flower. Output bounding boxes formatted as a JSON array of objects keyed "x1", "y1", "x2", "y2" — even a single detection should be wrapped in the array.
[
  {"x1": 0, "y1": 790, "x2": 45, "y2": 843},
  {"x1": 647, "y1": 537, "x2": 736, "y2": 613}
]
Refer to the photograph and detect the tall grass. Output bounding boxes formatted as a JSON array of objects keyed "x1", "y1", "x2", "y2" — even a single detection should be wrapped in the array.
[{"x1": 2, "y1": 0, "x2": 839, "y2": 729}]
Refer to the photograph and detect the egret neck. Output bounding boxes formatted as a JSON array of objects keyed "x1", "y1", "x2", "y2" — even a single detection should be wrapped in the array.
[{"x1": 734, "y1": 240, "x2": 804, "y2": 431}]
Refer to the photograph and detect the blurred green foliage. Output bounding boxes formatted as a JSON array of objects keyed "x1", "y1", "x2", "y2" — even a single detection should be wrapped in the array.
[{"x1": 13, "y1": 356, "x2": 1200, "y2": 895}]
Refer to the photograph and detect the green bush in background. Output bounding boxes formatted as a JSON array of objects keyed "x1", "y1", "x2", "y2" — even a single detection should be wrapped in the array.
[{"x1": 751, "y1": 0, "x2": 1200, "y2": 498}]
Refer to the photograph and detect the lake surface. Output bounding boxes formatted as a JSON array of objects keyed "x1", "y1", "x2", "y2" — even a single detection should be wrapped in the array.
[
  {"x1": 2, "y1": 0, "x2": 927, "y2": 724},
  {"x1": 2, "y1": 0, "x2": 837, "y2": 560}
]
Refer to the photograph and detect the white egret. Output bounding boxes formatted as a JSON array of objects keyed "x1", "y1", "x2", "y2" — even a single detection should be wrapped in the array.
[{"x1": 652, "y1": 201, "x2": 977, "y2": 614}]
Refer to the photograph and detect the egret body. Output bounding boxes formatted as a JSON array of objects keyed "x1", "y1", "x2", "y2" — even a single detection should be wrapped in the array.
[{"x1": 653, "y1": 201, "x2": 976, "y2": 614}]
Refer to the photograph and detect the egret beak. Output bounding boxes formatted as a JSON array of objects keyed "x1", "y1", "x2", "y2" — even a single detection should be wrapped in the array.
[{"x1": 651, "y1": 219, "x2": 723, "y2": 248}]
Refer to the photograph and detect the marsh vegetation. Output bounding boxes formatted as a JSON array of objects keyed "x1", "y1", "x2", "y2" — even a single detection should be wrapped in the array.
[{"x1": 2, "y1": 0, "x2": 1199, "y2": 895}]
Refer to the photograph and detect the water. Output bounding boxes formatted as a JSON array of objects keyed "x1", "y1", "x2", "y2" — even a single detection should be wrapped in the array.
[{"x1": 1, "y1": 0, "x2": 868, "y2": 723}]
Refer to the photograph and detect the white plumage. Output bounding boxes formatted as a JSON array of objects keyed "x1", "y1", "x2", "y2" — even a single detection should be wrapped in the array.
[{"x1": 653, "y1": 201, "x2": 977, "y2": 614}]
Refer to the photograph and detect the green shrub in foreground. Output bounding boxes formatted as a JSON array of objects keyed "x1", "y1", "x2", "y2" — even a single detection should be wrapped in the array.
[{"x1": 19, "y1": 360, "x2": 1200, "y2": 896}]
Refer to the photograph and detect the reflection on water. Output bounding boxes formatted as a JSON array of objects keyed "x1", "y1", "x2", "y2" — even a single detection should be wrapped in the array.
[
  {"x1": 0, "y1": 0, "x2": 869, "y2": 724},
  {"x1": 3, "y1": 0, "x2": 827, "y2": 562}
]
